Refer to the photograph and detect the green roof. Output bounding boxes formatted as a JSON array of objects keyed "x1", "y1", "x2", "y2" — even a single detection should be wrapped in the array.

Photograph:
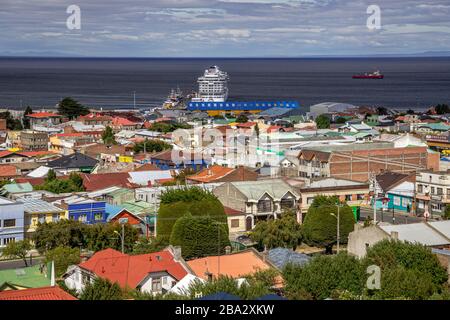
[
  {"x1": 0, "y1": 264, "x2": 51, "y2": 290},
  {"x1": 122, "y1": 200, "x2": 156, "y2": 215},
  {"x1": 1, "y1": 182, "x2": 33, "y2": 194},
  {"x1": 213, "y1": 118, "x2": 236, "y2": 124},
  {"x1": 107, "y1": 188, "x2": 133, "y2": 197},
  {"x1": 421, "y1": 123, "x2": 450, "y2": 131}
]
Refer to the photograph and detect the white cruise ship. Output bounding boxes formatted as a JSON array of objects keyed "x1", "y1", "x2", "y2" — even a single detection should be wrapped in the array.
[{"x1": 191, "y1": 66, "x2": 229, "y2": 102}]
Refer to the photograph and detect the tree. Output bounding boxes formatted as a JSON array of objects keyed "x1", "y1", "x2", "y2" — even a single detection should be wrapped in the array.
[
  {"x1": 283, "y1": 253, "x2": 365, "y2": 300},
  {"x1": 69, "y1": 172, "x2": 84, "y2": 191},
  {"x1": 406, "y1": 109, "x2": 415, "y2": 115},
  {"x1": 133, "y1": 139, "x2": 172, "y2": 154},
  {"x1": 85, "y1": 222, "x2": 139, "y2": 253},
  {"x1": 45, "y1": 169, "x2": 57, "y2": 182},
  {"x1": 254, "y1": 123, "x2": 260, "y2": 138},
  {"x1": 376, "y1": 107, "x2": 389, "y2": 115},
  {"x1": 36, "y1": 172, "x2": 85, "y2": 194},
  {"x1": 251, "y1": 210, "x2": 302, "y2": 250},
  {"x1": 435, "y1": 104, "x2": 450, "y2": 115},
  {"x1": 57, "y1": 97, "x2": 89, "y2": 120},
  {"x1": 315, "y1": 115, "x2": 330, "y2": 129},
  {"x1": 302, "y1": 196, "x2": 355, "y2": 254},
  {"x1": 157, "y1": 187, "x2": 227, "y2": 241},
  {"x1": 363, "y1": 239, "x2": 448, "y2": 287},
  {"x1": 79, "y1": 277, "x2": 124, "y2": 300},
  {"x1": 170, "y1": 214, "x2": 230, "y2": 260},
  {"x1": 334, "y1": 116, "x2": 347, "y2": 124},
  {"x1": 44, "y1": 246, "x2": 81, "y2": 277},
  {"x1": 22, "y1": 106, "x2": 33, "y2": 129},
  {"x1": 101, "y1": 126, "x2": 116, "y2": 145},
  {"x1": 0, "y1": 111, "x2": 23, "y2": 130},
  {"x1": 2, "y1": 240, "x2": 32, "y2": 267},
  {"x1": 444, "y1": 205, "x2": 450, "y2": 220},
  {"x1": 131, "y1": 237, "x2": 168, "y2": 255},
  {"x1": 236, "y1": 114, "x2": 249, "y2": 123},
  {"x1": 33, "y1": 220, "x2": 88, "y2": 253},
  {"x1": 149, "y1": 122, "x2": 192, "y2": 134}
]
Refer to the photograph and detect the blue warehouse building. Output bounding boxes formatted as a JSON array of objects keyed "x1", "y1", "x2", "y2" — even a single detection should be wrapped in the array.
[
  {"x1": 57, "y1": 197, "x2": 107, "y2": 224},
  {"x1": 188, "y1": 101, "x2": 299, "y2": 116}
]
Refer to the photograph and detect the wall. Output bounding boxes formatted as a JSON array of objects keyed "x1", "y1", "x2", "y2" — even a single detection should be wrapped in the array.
[
  {"x1": 329, "y1": 147, "x2": 429, "y2": 182},
  {"x1": 0, "y1": 201, "x2": 24, "y2": 247},
  {"x1": 227, "y1": 215, "x2": 247, "y2": 234},
  {"x1": 213, "y1": 183, "x2": 248, "y2": 213},
  {"x1": 347, "y1": 225, "x2": 390, "y2": 258}
]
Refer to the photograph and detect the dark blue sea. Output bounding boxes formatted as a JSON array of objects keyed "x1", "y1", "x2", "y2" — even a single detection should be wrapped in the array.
[{"x1": 0, "y1": 57, "x2": 449, "y2": 111}]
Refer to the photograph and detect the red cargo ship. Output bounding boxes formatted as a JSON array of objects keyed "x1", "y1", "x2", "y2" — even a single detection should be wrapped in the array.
[{"x1": 352, "y1": 70, "x2": 384, "y2": 79}]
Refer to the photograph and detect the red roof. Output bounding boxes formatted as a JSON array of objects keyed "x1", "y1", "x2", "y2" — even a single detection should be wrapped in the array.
[
  {"x1": 236, "y1": 122, "x2": 257, "y2": 128},
  {"x1": 55, "y1": 133, "x2": 84, "y2": 138},
  {"x1": 27, "y1": 112, "x2": 61, "y2": 119},
  {"x1": 186, "y1": 165, "x2": 234, "y2": 183},
  {"x1": 266, "y1": 125, "x2": 283, "y2": 133},
  {"x1": 112, "y1": 117, "x2": 138, "y2": 126},
  {"x1": 81, "y1": 172, "x2": 136, "y2": 191},
  {"x1": 0, "y1": 165, "x2": 19, "y2": 177},
  {"x1": 0, "y1": 286, "x2": 77, "y2": 300},
  {"x1": 79, "y1": 248, "x2": 188, "y2": 289},
  {"x1": 224, "y1": 206, "x2": 244, "y2": 216}
]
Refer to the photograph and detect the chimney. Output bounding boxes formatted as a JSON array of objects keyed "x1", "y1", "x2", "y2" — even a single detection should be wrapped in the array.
[
  {"x1": 172, "y1": 246, "x2": 182, "y2": 262},
  {"x1": 390, "y1": 231, "x2": 399, "y2": 240}
]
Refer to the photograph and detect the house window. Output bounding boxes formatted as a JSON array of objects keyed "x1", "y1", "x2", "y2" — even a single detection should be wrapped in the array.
[
  {"x1": 394, "y1": 197, "x2": 401, "y2": 206},
  {"x1": 431, "y1": 187, "x2": 435, "y2": 195},
  {"x1": 152, "y1": 278, "x2": 162, "y2": 292},
  {"x1": 345, "y1": 195, "x2": 352, "y2": 201},
  {"x1": 52, "y1": 214, "x2": 60, "y2": 222},
  {"x1": 447, "y1": 189, "x2": 450, "y2": 197},
  {"x1": 82, "y1": 273, "x2": 91, "y2": 285},
  {"x1": 94, "y1": 213, "x2": 103, "y2": 221},
  {"x1": 38, "y1": 214, "x2": 46, "y2": 224},
  {"x1": 418, "y1": 184, "x2": 423, "y2": 193},
  {"x1": 280, "y1": 198, "x2": 295, "y2": 210},
  {"x1": 3, "y1": 219, "x2": 16, "y2": 228},
  {"x1": 3, "y1": 237, "x2": 15, "y2": 246},
  {"x1": 162, "y1": 277, "x2": 167, "y2": 285},
  {"x1": 78, "y1": 214, "x2": 87, "y2": 222},
  {"x1": 257, "y1": 200, "x2": 272, "y2": 213},
  {"x1": 437, "y1": 188, "x2": 443, "y2": 196},
  {"x1": 357, "y1": 194, "x2": 365, "y2": 201},
  {"x1": 231, "y1": 219, "x2": 240, "y2": 228}
]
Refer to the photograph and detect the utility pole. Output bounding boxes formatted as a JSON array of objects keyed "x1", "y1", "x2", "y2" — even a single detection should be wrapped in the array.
[
  {"x1": 336, "y1": 205, "x2": 340, "y2": 254},
  {"x1": 372, "y1": 173, "x2": 377, "y2": 224}
]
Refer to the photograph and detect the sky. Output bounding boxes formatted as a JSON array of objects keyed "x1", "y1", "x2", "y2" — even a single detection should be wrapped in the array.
[{"x1": 1, "y1": 0, "x2": 450, "y2": 57}]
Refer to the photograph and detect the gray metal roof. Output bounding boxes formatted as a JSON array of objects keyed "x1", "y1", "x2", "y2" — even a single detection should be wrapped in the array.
[
  {"x1": 230, "y1": 179, "x2": 299, "y2": 201},
  {"x1": 267, "y1": 248, "x2": 311, "y2": 270},
  {"x1": 428, "y1": 221, "x2": 450, "y2": 240},
  {"x1": 20, "y1": 198, "x2": 65, "y2": 213},
  {"x1": 380, "y1": 223, "x2": 450, "y2": 247}
]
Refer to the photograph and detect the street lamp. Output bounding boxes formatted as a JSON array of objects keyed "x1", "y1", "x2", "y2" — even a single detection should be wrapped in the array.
[
  {"x1": 329, "y1": 205, "x2": 340, "y2": 254},
  {"x1": 114, "y1": 218, "x2": 128, "y2": 254}
]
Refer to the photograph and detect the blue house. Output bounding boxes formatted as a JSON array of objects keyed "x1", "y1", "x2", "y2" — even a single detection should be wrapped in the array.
[
  {"x1": 0, "y1": 197, "x2": 24, "y2": 247},
  {"x1": 57, "y1": 196, "x2": 107, "y2": 224},
  {"x1": 386, "y1": 181, "x2": 415, "y2": 213}
]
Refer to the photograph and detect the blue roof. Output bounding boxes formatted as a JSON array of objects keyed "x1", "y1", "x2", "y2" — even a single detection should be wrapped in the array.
[
  {"x1": 106, "y1": 203, "x2": 126, "y2": 221},
  {"x1": 267, "y1": 248, "x2": 311, "y2": 270},
  {"x1": 188, "y1": 101, "x2": 299, "y2": 111}
]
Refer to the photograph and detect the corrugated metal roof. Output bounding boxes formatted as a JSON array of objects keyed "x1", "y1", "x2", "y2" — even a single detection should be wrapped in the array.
[
  {"x1": 428, "y1": 220, "x2": 450, "y2": 240},
  {"x1": 20, "y1": 198, "x2": 65, "y2": 213},
  {"x1": 380, "y1": 223, "x2": 450, "y2": 246},
  {"x1": 230, "y1": 179, "x2": 299, "y2": 200}
]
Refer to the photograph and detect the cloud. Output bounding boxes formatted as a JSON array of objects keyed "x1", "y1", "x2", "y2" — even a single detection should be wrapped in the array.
[{"x1": 0, "y1": 0, "x2": 450, "y2": 56}]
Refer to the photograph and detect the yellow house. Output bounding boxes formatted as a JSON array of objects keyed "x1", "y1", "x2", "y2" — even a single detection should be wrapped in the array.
[{"x1": 22, "y1": 199, "x2": 67, "y2": 238}]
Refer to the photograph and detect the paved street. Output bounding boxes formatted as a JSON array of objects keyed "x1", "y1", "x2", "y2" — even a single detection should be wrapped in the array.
[
  {"x1": 359, "y1": 207, "x2": 426, "y2": 225},
  {"x1": 0, "y1": 256, "x2": 44, "y2": 270}
]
